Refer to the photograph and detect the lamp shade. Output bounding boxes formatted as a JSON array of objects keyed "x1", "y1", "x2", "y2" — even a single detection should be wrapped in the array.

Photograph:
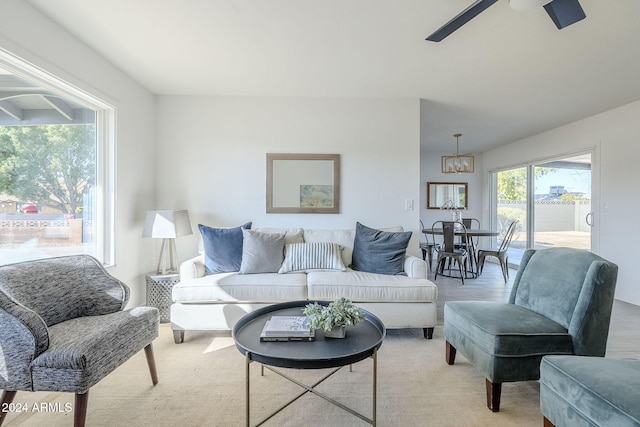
[{"x1": 142, "y1": 210, "x2": 192, "y2": 239}]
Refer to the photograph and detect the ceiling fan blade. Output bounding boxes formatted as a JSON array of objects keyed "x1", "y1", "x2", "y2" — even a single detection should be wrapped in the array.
[
  {"x1": 543, "y1": 0, "x2": 586, "y2": 29},
  {"x1": 426, "y1": 0, "x2": 499, "y2": 42}
]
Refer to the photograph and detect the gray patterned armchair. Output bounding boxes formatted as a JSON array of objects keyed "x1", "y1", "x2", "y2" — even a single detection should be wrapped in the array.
[{"x1": 0, "y1": 255, "x2": 159, "y2": 427}]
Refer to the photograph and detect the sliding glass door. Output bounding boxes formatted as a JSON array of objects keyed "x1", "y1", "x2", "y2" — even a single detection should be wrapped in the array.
[
  {"x1": 495, "y1": 167, "x2": 528, "y2": 265},
  {"x1": 492, "y1": 152, "x2": 593, "y2": 267},
  {"x1": 533, "y1": 154, "x2": 592, "y2": 250}
]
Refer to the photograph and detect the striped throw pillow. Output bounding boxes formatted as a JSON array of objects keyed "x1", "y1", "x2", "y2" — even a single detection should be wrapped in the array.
[{"x1": 278, "y1": 242, "x2": 346, "y2": 273}]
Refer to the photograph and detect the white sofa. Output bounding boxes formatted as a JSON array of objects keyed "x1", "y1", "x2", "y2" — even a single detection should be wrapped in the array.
[{"x1": 170, "y1": 227, "x2": 438, "y2": 343}]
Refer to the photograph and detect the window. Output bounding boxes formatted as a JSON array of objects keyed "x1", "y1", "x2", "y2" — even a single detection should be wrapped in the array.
[
  {"x1": 490, "y1": 152, "x2": 593, "y2": 268},
  {"x1": 0, "y1": 52, "x2": 114, "y2": 265}
]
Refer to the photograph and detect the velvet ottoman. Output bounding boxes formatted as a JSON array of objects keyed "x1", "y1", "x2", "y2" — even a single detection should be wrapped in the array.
[{"x1": 540, "y1": 355, "x2": 640, "y2": 426}]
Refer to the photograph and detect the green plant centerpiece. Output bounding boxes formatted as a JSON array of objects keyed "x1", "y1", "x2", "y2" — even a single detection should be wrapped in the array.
[{"x1": 303, "y1": 297, "x2": 365, "y2": 339}]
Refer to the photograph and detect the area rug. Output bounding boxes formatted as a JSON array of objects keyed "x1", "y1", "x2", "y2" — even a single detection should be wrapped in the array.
[{"x1": 3, "y1": 324, "x2": 542, "y2": 426}]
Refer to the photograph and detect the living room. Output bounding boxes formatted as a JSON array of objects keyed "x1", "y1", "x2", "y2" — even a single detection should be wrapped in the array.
[
  {"x1": 2, "y1": 1, "x2": 640, "y2": 426},
  {"x1": 3, "y1": 1, "x2": 639, "y2": 308}
]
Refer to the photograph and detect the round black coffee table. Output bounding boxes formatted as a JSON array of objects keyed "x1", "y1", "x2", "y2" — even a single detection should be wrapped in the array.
[{"x1": 233, "y1": 300, "x2": 385, "y2": 426}]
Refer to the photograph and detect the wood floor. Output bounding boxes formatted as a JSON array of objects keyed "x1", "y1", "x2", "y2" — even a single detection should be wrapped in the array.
[{"x1": 430, "y1": 260, "x2": 640, "y2": 359}]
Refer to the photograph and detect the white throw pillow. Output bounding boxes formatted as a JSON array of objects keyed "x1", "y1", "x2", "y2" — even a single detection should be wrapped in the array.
[{"x1": 278, "y1": 242, "x2": 347, "y2": 273}]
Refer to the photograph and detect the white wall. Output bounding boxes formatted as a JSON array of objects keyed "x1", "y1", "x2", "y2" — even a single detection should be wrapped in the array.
[
  {"x1": 483, "y1": 99, "x2": 640, "y2": 306},
  {"x1": 155, "y1": 96, "x2": 422, "y2": 260},
  {"x1": 1, "y1": 1, "x2": 157, "y2": 306}
]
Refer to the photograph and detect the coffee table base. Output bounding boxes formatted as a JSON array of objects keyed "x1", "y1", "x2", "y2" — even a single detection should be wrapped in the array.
[{"x1": 245, "y1": 349, "x2": 378, "y2": 426}]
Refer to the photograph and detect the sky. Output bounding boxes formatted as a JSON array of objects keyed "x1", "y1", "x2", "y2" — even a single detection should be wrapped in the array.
[{"x1": 534, "y1": 168, "x2": 591, "y2": 197}]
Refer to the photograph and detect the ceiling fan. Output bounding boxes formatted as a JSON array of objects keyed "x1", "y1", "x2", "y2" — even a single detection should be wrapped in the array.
[{"x1": 426, "y1": 0, "x2": 586, "y2": 42}]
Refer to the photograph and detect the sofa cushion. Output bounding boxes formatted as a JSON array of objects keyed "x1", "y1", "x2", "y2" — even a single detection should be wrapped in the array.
[
  {"x1": 307, "y1": 271, "x2": 437, "y2": 302},
  {"x1": 199, "y1": 222, "x2": 251, "y2": 274},
  {"x1": 302, "y1": 229, "x2": 355, "y2": 265},
  {"x1": 172, "y1": 272, "x2": 308, "y2": 303},
  {"x1": 350, "y1": 222, "x2": 412, "y2": 275},
  {"x1": 278, "y1": 242, "x2": 347, "y2": 273},
  {"x1": 239, "y1": 229, "x2": 286, "y2": 274},
  {"x1": 253, "y1": 227, "x2": 305, "y2": 245}
]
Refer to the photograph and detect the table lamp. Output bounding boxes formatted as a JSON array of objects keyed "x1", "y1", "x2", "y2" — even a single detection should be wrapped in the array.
[{"x1": 142, "y1": 209, "x2": 192, "y2": 274}]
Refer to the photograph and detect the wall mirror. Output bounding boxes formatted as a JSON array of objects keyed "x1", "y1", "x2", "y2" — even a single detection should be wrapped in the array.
[
  {"x1": 427, "y1": 182, "x2": 468, "y2": 209},
  {"x1": 267, "y1": 153, "x2": 340, "y2": 213}
]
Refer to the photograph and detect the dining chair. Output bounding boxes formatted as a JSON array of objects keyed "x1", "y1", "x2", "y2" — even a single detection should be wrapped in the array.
[
  {"x1": 460, "y1": 218, "x2": 481, "y2": 272},
  {"x1": 458, "y1": 218, "x2": 479, "y2": 248},
  {"x1": 432, "y1": 220, "x2": 469, "y2": 284},
  {"x1": 419, "y1": 219, "x2": 438, "y2": 272},
  {"x1": 462, "y1": 217, "x2": 480, "y2": 230},
  {"x1": 477, "y1": 220, "x2": 518, "y2": 282}
]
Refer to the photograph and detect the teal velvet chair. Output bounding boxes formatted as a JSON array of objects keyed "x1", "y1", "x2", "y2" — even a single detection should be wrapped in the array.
[
  {"x1": 540, "y1": 355, "x2": 640, "y2": 427},
  {"x1": 444, "y1": 247, "x2": 618, "y2": 412}
]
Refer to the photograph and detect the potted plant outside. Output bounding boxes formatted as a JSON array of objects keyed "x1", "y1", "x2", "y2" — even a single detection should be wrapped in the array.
[{"x1": 303, "y1": 297, "x2": 365, "y2": 338}]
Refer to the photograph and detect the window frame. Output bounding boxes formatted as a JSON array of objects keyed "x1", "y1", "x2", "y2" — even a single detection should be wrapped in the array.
[{"x1": 0, "y1": 49, "x2": 116, "y2": 266}]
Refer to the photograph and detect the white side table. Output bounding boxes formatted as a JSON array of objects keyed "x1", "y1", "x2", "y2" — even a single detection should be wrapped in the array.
[{"x1": 145, "y1": 273, "x2": 180, "y2": 323}]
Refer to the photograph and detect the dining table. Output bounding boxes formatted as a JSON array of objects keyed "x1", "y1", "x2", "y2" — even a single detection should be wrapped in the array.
[{"x1": 422, "y1": 227, "x2": 499, "y2": 278}]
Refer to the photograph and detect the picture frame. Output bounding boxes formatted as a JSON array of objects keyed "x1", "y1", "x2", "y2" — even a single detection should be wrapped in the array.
[
  {"x1": 266, "y1": 153, "x2": 340, "y2": 214},
  {"x1": 427, "y1": 182, "x2": 468, "y2": 209}
]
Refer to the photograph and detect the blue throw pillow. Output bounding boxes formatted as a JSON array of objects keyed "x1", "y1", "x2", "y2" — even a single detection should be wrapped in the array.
[
  {"x1": 350, "y1": 222, "x2": 412, "y2": 275},
  {"x1": 199, "y1": 222, "x2": 252, "y2": 274}
]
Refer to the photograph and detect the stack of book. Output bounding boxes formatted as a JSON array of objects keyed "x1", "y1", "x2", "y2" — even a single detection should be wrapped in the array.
[{"x1": 260, "y1": 315, "x2": 315, "y2": 342}]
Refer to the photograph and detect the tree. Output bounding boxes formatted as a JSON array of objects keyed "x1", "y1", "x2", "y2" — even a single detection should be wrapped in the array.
[
  {"x1": 0, "y1": 124, "x2": 95, "y2": 214},
  {"x1": 497, "y1": 166, "x2": 554, "y2": 201},
  {"x1": 497, "y1": 168, "x2": 527, "y2": 200}
]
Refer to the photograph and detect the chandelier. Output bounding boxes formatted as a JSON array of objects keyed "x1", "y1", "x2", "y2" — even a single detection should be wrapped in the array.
[{"x1": 441, "y1": 133, "x2": 474, "y2": 174}]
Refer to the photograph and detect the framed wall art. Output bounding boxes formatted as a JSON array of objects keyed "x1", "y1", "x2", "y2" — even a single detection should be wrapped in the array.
[{"x1": 266, "y1": 153, "x2": 340, "y2": 214}]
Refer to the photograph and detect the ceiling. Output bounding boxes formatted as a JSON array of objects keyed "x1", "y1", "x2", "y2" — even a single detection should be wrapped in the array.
[{"x1": 23, "y1": 0, "x2": 640, "y2": 152}]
